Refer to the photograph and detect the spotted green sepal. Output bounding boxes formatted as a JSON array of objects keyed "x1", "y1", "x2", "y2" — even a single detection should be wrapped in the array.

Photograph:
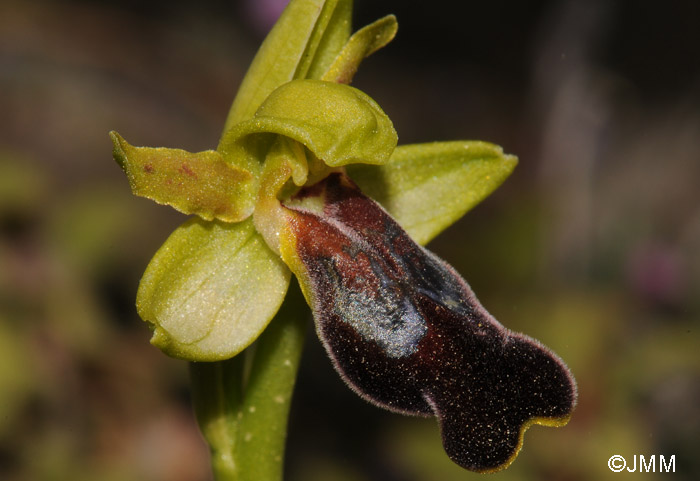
[
  {"x1": 136, "y1": 217, "x2": 291, "y2": 361},
  {"x1": 347, "y1": 141, "x2": 517, "y2": 245},
  {"x1": 111, "y1": 131, "x2": 256, "y2": 222},
  {"x1": 219, "y1": 79, "x2": 397, "y2": 176}
]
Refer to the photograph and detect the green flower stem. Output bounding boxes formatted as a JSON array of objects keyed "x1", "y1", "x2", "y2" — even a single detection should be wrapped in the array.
[
  {"x1": 190, "y1": 357, "x2": 243, "y2": 480},
  {"x1": 190, "y1": 281, "x2": 307, "y2": 481}
]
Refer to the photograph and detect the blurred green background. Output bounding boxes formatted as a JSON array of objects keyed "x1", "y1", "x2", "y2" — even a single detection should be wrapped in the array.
[{"x1": 1, "y1": 0, "x2": 698, "y2": 480}]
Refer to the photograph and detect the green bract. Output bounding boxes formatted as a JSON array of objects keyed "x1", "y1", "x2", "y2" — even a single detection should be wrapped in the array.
[{"x1": 112, "y1": 0, "x2": 516, "y2": 361}]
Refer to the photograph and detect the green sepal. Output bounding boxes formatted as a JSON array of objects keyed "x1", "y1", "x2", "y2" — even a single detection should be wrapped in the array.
[
  {"x1": 219, "y1": 79, "x2": 397, "y2": 175},
  {"x1": 347, "y1": 141, "x2": 517, "y2": 245},
  {"x1": 294, "y1": 0, "x2": 352, "y2": 81},
  {"x1": 220, "y1": 0, "x2": 352, "y2": 135},
  {"x1": 306, "y1": 0, "x2": 353, "y2": 80},
  {"x1": 322, "y1": 14, "x2": 398, "y2": 84},
  {"x1": 111, "y1": 131, "x2": 256, "y2": 222},
  {"x1": 136, "y1": 217, "x2": 291, "y2": 361}
]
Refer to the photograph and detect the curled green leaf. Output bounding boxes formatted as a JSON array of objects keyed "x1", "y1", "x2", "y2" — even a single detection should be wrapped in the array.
[
  {"x1": 322, "y1": 14, "x2": 398, "y2": 84},
  {"x1": 137, "y1": 217, "x2": 291, "y2": 361},
  {"x1": 111, "y1": 132, "x2": 256, "y2": 222},
  {"x1": 220, "y1": 79, "x2": 397, "y2": 171},
  {"x1": 347, "y1": 141, "x2": 517, "y2": 245}
]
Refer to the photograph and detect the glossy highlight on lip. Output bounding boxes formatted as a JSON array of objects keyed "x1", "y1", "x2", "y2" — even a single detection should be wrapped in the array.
[{"x1": 281, "y1": 173, "x2": 577, "y2": 472}]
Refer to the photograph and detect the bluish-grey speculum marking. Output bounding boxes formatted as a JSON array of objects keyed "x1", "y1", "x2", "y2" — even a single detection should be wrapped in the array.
[
  {"x1": 331, "y1": 268, "x2": 427, "y2": 358},
  {"x1": 285, "y1": 173, "x2": 577, "y2": 473}
]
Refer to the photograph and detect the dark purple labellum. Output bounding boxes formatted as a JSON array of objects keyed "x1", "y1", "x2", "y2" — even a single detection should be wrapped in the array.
[{"x1": 283, "y1": 173, "x2": 577, "y2": 472}]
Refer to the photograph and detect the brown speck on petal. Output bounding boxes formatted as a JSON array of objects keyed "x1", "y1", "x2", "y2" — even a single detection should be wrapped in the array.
[{"x1": 179, "y1": 163, "x2": 197, "y2": 178}]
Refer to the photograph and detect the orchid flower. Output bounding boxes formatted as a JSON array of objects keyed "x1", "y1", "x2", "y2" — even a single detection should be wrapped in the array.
[{"x1": 111, "y1": 0, "x2": 576, "y2": 477}]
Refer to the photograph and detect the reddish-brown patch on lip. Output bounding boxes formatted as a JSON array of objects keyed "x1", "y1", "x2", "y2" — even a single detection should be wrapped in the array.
[{"x1": 283, "y1": 172, "x2": 576, "y2": 472}]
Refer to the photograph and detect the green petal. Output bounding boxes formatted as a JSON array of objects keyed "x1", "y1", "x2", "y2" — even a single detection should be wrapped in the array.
[
  {"x1": 137, "y1": 217, "x2": 291, "y2": 361},
  {"x1": 347, "y1": 141, "x2": 517, "y2": 245},
  {"x1": 322, "y1": 15, "x2": 398, "y2": 84},
  {"x1": 111, "y1": 132, "x2": 256, "y2": 222},
  {"x1": 219, "y1": 79, "x2": 397, "y2": 171},
  {"x1": 220, "y1": 0, "x2": 351, "y2": 134}
]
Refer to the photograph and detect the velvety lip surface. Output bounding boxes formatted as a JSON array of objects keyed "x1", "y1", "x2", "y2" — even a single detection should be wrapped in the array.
[{"x1": 284, "y1": 173, "x2": 577, "y2": 472}]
